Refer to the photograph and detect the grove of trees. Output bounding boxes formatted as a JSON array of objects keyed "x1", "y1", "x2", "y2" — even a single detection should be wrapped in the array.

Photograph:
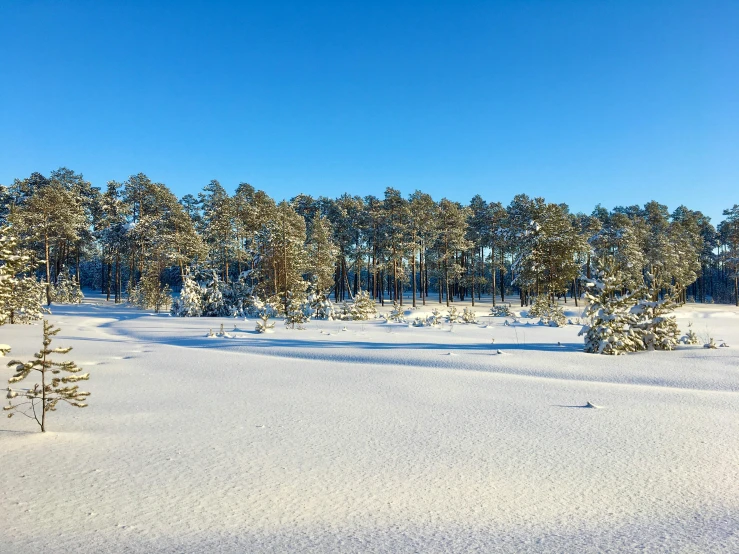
[{"x1": 1, "y1": 168, "x2": 738, "y2": 316}]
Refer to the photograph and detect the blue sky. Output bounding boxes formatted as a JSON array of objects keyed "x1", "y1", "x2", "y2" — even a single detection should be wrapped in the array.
[{"x1": 1, "y1": 1, "x2": 736, "y2": 223}]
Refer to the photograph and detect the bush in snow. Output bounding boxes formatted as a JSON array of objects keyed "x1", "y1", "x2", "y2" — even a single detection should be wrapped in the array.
[
  {"x1": 528, "y1": 296, "x2": 566, "y2": 327},
  {"x1": 446, "y1": 306, "x2": 462, "y2": 323},
  {"x1": 385, "y1": 301, "x2": 406, "y2": 322},
  {"x1": 579, "y1": 271, "x2": 647, "y2": 355},
  {"x1": 4, "y1": 320, "x2": 90, "y2": 432},
  {"x1": 255, "y1": 301, "x2": 279, "y2": 333},
  {"x1": 284, "y1": 291, "x2": 310, "y2": 329},
  {"x1": 411, "y1": 316, "x2": 428, "y2": 327},
  {"x1": 461, "y1": 307, "x2": 478, "y2": 324},
  {"x1": 171, "y1": 271, "x2": 204, "y2": 317},
  {"x1": 490, "y1": 304, "x2": 513, "y2": 317},
  {"x1": 307, "y1": 290, "x2": 335, "y2": 320},
  {"x1": 580, "y1": 269, "x2": 681, "y2": 354},
  {"x1": 426, "y1": 308, "x2": 443, "y2": 326},
  {"x1": 629, "y1": 290, "x2": 681, "y2": 351},
  {"x1": 339, "y1": 291, "x2": 377, "y2": 321},
  {"x1": 128, "y1": 272, "x2": 171, "y2": 314},
  {"x1": 0, "y1": 344, "x2": 10, "y2": 356},
  {"x1": 681, "y1": 323, "x2": 700, "y2": 345}
]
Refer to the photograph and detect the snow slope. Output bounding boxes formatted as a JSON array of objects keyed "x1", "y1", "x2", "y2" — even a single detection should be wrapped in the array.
[{"x1": 1, "y1": 299, "x2": 738, "y2": 553}]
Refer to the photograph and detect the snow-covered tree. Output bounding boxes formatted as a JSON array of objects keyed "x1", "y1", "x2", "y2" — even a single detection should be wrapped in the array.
[
  {"x1": 386, "y1": 300, "x2": 406, "y2": 322},
  {"x1": 4, "y1": 320, "x2": 90, "y2": 432},
  {"x1": 0, "y1": 227, "x2": 47, "y2": 325},
  {"x1": 340, "y1": 290, "x2": 377, "y2": 320},
  {"x1": 527, "y1": 295, "x2": 566, "y2": 327},
  {"x1": 490, "y1": 305, "x2": 512, "y2": 317},
  {"x1": 579, "y1": 269, "x2": 646, "y2": 355},
  {"x1": 461, "y1": 307, "x2": 478, "y2": 323},
  {"x1": 284, "y1": 290, "x2": 310, "y2": 329},
  {"x1": 170, "y1": 269, "x2": 204, "y2": 317},
  {"x1": 306, "y1": 286, "x2": 336, "y2": 320},
  {"x1": 50, "y1": 269, "x2": 84, "y2": 304},
  {"x1": 255, "y1": 302, "x2": 278, "y2": 333},
  {"x1": 254, "y1": 201, "x2": 309, "y2": 312},
  {"x1": 306, "y1": 213, "x2": 337, "y2": 295},
  {"x1": 629, "y1": 279, "x2": 681, "y2": 351}
]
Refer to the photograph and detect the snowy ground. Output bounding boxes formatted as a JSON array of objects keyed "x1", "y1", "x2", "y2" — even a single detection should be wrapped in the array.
[{"x1": 1, "y1": 296, "x2": 738, "y2": 553}]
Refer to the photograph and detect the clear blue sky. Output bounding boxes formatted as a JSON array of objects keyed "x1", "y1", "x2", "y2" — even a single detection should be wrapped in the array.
[{"x1": 1, "y1": 1, "x2": 736, "y2": 223}]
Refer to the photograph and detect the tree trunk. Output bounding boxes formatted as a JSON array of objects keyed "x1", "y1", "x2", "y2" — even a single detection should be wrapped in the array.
[
  {"x1": 44, "y1": 233, "x2": 52, "y2": 305},
  {"x1": 412, "y1": 251, "x2": 417, "y2": 307}
]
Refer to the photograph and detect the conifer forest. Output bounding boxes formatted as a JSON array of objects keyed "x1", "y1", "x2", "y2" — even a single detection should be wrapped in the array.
[{"x1": 1, "y1": 168, "x2": 737, "y2": 314}]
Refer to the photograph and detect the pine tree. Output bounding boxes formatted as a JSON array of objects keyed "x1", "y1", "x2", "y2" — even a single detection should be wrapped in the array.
[
  {"x1": 0, "y1": 227, "x2": 47, "y2": 325},
  {"x1": 579, "y1": 269, "x2": 645, "y2": 355},
  {"x1": 306, "y1": 214, "x2": 337, "y2": 294},
  {"x1": 170, "y1": 269, "x2": 204, "y2": 317},
  {"x1": 343, "y1": 290, "x2": 377, "y2": 320},
  {"x1": 284, "y1": 290, "x2": 310, "y2": 329},
  {"x1": 51, "y1": 269, "x2": 84, "y2": 304},
  {"x1": 4, "y1": 320, "x2": 90, "y2": 432}
]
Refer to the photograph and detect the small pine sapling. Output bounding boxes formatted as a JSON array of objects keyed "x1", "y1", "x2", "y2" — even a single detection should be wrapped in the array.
[
  {"x1": 461, "y1": 307, "x2": 478, "y2": 324},
  {"x1": 256, "y1": 305, "x2": 277, "y2": 333},
  {"x1": 426, "y1": 308, "x2": 443, "y2": 326},
  {"x1": 386, "y1": 301, "x2": 406, "y2": 322},
  {"x1": 490, "y1": 304, "x2": 512, "y2": 317},
  {"x1": 681, "y1": 322, "x2": 700, "y2": 345},
  {"x1": 4, "y1": 320, "x2": 90, "y2": 432},
  {"x1": 284, "y1": 291, "x2": 310, "y2": 329},
  {"x1": 446, "y1": 306, "x2": 461, "y2": 323}
]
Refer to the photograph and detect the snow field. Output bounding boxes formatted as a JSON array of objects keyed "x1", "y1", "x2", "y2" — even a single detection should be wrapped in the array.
[{"x1": 1, "y1": 300, "x2": 738, "y2": 553}]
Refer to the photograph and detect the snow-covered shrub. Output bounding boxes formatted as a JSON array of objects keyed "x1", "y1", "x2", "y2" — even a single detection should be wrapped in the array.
[
  {"x1": 199, "y1": 270, "x2": 229, "y2": 317},
  {"x1": 680, "y1": 322, "x2": 700, "y2": 345},
  {"x1": 0, "y1": 344, "x2": 11, "y2": 356},
  {"x1": 579, "y1": 272, "x2": 646, "y2": 355},
  {"x1": 461, "y1": 307, "x2": 477, "y2": 324},
  {"x1": 386, "y1": 301, "x2": 406, "y2": 322},
  {"x1": 703, "y1": 338, "x2": 717, "y2": 349},
  {"x1": 255, "y1": 303, "x2": 277, "y2": 333},
  {"x1": 446, "y1": 306, "x2": 462, "y2": 323},
  {"x1": 171, "y1": 271, "x2": 203, "y2": 317},
  {"x1": 630, "y1": 296, "x2": 681, "y2": 351},
  {"x1": 128, "y1": 273, "x2": 171, "y2": 313},
  {"x1": 284, "y1": 291, "x2": 310, "y2": 329},
  {"x1": 308, "y1": 290, "x2": 335, "y2": 320},
  {"x1": 528, "y1": 296, "x2": 566, "y2": 327},
  {"x1": 223, "y1": 273, "x2": 256, "y2": 317},
  {"x1": 411, "y1": 316, "x2": 427, "y2": 327},
  {"x1": 426, "y1": 308, "x2": 443, "y2": 327},
  {"x1": 580, "y1": 269, "x2": 681, "y2": 354},
  {"x1": 490, "y1": 304, "x2": 512, "y2": 317},
  {"x1": 339, "y1": 291, "x2": 377, "y2": 321},
  {"x1": 51, "y1": 271, "x2": 84, "y2": 304}
]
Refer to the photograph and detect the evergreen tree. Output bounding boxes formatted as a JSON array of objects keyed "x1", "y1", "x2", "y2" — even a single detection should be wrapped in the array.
[
  {"x1": 306, "y1": 213, "x2": 337, "y2": 294},
  {"x1": 4, "y1": 320, "x2": 90, "y2": 432},
  {"x1": 254, "y1": 201, "x2": 309, "y2": 311},
  {"x1": 580, "y1": 268, "x2": 646, "y2": 355},
  {"x1": 0, "y1": 227, "x2": 46, "y2": 325}
]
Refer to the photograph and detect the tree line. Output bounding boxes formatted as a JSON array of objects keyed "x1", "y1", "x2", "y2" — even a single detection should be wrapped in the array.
[{"x1": 1, "y1": 167, "x2": 738, "y2": 309}]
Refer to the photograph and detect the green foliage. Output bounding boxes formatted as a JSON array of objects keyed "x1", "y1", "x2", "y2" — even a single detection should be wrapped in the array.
[
  {"x1": 528, "y1": 296, "x2": 567, "y2": 327},
  {"x1": 0, "y1": 227, "x2": 47, "y2": 325},
  {"x1": 4, "y1": 320, "x2": 90, "y2": 432}
]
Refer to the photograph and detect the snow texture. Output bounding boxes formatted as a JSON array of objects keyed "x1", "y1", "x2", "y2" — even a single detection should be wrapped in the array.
[{"x1": 1, "y1": 296, "x2": 739, "y2": 553}]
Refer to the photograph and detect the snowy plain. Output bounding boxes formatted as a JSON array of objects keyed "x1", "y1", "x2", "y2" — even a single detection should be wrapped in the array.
[{"x1": 1, "y1": 296, "x2": 738, "y2": 553}]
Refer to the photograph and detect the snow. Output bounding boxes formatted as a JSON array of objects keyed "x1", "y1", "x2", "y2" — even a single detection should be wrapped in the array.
[{"x1": 1, "y1": 297, "x2": 739, "y2": 552}]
